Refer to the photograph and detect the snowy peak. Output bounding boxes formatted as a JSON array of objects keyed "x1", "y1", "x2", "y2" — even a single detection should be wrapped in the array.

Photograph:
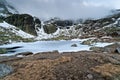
[{"x1": 0, "y1": 0, "x2": 18, "y2": 16}]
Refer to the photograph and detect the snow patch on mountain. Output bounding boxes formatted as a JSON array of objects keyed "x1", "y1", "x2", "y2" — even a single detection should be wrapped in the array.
[
  {"x1": 0, "y1": 21, "x2": 34, "y2": 38},
  {"x1": 0, "y1": 0, "x2": 18, "y2": 16},
  {"x1": 35, "y1": 21, "x2": 83, "y2": 40},
  {"x1": 6, "y1": 6, "x2": 18, "y2": 14},
  {"x1": 35, "y1": 26, "x2": 59, "y2": 40}
]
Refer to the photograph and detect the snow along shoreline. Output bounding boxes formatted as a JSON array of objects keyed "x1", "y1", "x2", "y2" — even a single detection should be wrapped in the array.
[{"x1": 0, "y1": 39, "x2": 113, "y2": 56}]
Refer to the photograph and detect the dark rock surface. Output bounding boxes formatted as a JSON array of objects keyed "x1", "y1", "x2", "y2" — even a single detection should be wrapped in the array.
[
  {"x1": 5, "y1": 14, "x2": 41, "y2": 36},
  {"x1": 71, "y1": 44, "x2": 78, "y2": 47},
  {"x1": 43, "y1": 23, "x2": 57, "y2": 34}
]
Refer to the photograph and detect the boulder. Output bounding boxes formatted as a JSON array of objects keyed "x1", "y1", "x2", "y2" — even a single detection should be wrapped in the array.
[
  {"x1": 71, "y1": 44, "x2": 78, "y2": 47},
  {"x1": 43, "y1": 24, "x2": 57, "y2": 34},
  {"x1": 0, "y1": 64, "x2": 13, "y2": 78},
  {"x1": 87, "y1": 74, "x2": 93, "y2": 79}
]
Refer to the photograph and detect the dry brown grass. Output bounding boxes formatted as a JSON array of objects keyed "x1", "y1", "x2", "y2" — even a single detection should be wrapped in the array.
[
  {"x1": 4, "y1": 56, "x2": 72, "y2": 80},
  {"x1": 91, "y1": 63, "x2": 120, "y2": 77}
]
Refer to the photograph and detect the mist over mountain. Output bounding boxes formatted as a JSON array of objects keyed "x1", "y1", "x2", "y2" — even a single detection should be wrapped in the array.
[
  {"x1": 0, "y1": 0, "x2": 18, "y2": 16},
  {"x1": 6, "y1": 0, "x2": 119, "y2": 20}
]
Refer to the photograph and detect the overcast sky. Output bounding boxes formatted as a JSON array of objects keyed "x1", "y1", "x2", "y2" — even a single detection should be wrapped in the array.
[{"x1": 6, "y1": 0, "x2": 120, "y2": 20}]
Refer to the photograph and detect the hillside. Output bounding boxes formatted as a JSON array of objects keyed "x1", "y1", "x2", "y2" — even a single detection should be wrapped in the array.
[{"x1": 0, "y1": 0, "x2": 119, "y2": 43}]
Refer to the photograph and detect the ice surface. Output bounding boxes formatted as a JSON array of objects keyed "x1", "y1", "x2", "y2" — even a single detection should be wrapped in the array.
[{"x1": 0, "y1": 40, "x2": 113, "y2": 56}]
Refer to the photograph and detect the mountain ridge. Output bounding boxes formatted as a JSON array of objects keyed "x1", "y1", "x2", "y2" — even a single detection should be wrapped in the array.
[
  {"x1": 0, "y1": 0, "x2": 120, "y2": 43},
  {"x1": 0, "y1": 0, "x2": 18, "y2": 16}
]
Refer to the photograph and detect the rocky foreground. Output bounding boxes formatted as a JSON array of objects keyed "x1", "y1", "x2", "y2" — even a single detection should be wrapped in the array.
[{"x1": 0, "y1": 47, "x2": 120, "y2": 80}]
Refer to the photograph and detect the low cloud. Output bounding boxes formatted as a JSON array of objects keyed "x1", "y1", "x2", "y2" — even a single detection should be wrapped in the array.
[{"x1": 7, "y1": 0, "x2": 120, "y2": 19}]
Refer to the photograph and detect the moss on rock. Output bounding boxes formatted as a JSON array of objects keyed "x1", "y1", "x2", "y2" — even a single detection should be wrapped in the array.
[{"x1": 43, "y1": 24, "x2": 57, "y2": 34}]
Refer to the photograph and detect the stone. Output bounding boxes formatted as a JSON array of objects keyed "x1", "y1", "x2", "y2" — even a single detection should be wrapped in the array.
[
  {"x1": 87, "y1": 74, "x2": 93, "y2": 79},
  {"x1": 43, "y1": 24, "x2": 57, "y2": 34},
  {"x1": 71, "y1": 44, "x2": 77, "y2": 47},
  {"x1": 0, "y1": 64, "x2": 13, "y2": 78}
]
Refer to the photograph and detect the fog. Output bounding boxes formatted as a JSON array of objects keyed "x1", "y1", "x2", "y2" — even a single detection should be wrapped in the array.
[{"x1": 7, "y1": 0, "x2": 120, "y2": 19}]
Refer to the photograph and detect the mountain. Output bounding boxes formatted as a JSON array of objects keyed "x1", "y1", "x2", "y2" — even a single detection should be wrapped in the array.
[
  {"x1": 0, "y1": 0, "x2": 119, "y2": 43},
  {"x1": 5, "y1": 14, "x2": 41, "y2": 36},
  {"x1": 0, "y1": 0, "x2": 18, "y2": 16}
]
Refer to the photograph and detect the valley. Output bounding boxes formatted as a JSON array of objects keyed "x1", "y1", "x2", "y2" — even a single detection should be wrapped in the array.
[{"x1": 0, "y1": 0, "x2": 120, "y2": 80}]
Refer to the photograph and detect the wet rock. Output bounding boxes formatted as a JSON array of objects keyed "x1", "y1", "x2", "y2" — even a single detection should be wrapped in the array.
[
  {"x1": 0, "y1": 64, "x2": 13, "y2": 78},
  {"x1": 71, "y1": 44, "x2": 77, "y2": 47},
  {"x1": 16, "y1": 52, "x2": 33, "y2": 56}
]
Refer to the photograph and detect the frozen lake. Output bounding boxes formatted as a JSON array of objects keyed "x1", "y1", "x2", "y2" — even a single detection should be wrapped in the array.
[{"x1": 0, "y1": 40, "x2": 113, "y2": 56}]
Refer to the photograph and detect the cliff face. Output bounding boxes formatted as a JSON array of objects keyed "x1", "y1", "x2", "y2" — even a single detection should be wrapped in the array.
[{"x1": 5, "y1": 14, "x2": 41, "y2": 36}]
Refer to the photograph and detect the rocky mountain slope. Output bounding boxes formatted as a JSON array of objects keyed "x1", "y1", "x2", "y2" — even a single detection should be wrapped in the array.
[
  {"x1": 0, "y1": 0, "x2": 18, "y2": 16},
  {"x1": 0, "y1": 0, "x2": 120, "y2": 43}
]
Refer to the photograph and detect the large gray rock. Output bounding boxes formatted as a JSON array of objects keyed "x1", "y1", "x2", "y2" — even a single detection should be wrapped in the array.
[
  {"x1": 71, "y1": 44, "x2": 78, "y2": 47},
  {"x1": 0, "y1": 64, "x2": 13, "y2": 78}
]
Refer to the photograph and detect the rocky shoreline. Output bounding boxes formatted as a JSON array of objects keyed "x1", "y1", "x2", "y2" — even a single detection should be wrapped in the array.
[
  {"x1": 0, "y1": 36, "x2": 119, "y2": 80},
  {"x1": 0, "y1": 42, "x2": 120, "y2": 80},
  {"x1": 0, "y1": 39, "x2": 119, "y2": 80}
]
